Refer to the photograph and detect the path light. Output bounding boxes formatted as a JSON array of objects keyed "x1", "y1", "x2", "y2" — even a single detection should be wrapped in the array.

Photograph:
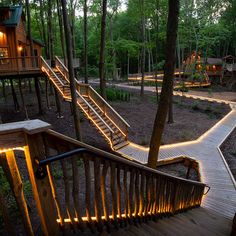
[
  {"x1": 0, "y1": 31, "x2": 4, "y2": 38},
  {"x1": 18, "y1": 45, "x2": 23, "y2": 52}
]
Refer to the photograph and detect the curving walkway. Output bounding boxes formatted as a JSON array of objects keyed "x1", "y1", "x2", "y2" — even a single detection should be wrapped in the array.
[{"x1": 118, "y1": 98, "x2": 236, "y2": 220}]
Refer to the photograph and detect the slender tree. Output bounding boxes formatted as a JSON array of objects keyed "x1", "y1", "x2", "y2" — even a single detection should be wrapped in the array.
[
  {"x1": 99, "y1": 0, "x2": 108, "y2": 98},
  {"x1": 140, "y1": 0, "x2": 145, "y2": 97},
  {"x1": 148, "y1": 0, "x2": 180, "y2": 168},
  {"x1": 25, "y1": 0, "x2": 35, "y2": 66},
  {"x1": 83, "y1": 0, "x2": 88, "y2": 83},
  {"x1": 60, "y1": 0, "x2": 82, "y2": 141}
]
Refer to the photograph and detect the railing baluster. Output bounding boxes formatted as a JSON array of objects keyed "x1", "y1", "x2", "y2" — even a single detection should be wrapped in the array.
[
  {"x1": 117, "y1": 166, "x2": 122, "y2": 221},
  {"x1": 134, "y1": 170, "x2": 140, "y2": 221},
  {"x1": 139, "y1": 171, "x2": 145, "y2": 221},
  {"x1": 101, "y1": 161, "x2": 110, "y2": 224},
  {"x1": 84, "y1": 158, "x2": 92, "y2": 224},
  {"x1": 94, "y1": 158, "x2": 103, "y2": 231},
  {"x1": 128, "y1": 169, "x2": 134, "y2": 222},
  {"x1": 3, "y1": 151, "x2": 34, "y2": 236},
  {"x1": 61, "y1": 159, "x2": 75, "y2": 225},
  {"x1": 47, "y1": 164, "x2": 65, "y2": 227},
  {"x1": 123, "y1": 167, "x2": 129, "y2": 225},
  {"x1": 71, "y1": 156, "x2": 83, "y2": 228},
  {"x1": 110, "y1": 163, "x2": 118, "y2": 228}
]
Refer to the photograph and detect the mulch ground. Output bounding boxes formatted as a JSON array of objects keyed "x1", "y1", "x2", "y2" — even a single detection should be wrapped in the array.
[{"x1": 220, "y1": 128, "x2": 236, "y2": 180}]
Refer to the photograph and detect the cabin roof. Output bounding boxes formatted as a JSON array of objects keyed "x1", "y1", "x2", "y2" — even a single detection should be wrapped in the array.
[
  {"x1": 222, "y1": 55, "x2": 236, "y2": 61},
  {"x1": 206, "y1": 58, "x2": 222, "y2": 65},
  {"x1": 0, "y1": 5, "x2": 22, "y2": 27},
  {"x1": 197, "y1": 57, "x2": 223, "y2": 65}
]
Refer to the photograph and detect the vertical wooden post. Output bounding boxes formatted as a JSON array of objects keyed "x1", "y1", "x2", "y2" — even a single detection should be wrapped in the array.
[
  {"x1": 3, "y1": 151, "x2": 34, "y2": 236},
  {"x1": 24, "y1": 133, "x2": 60, "y2": 236}
]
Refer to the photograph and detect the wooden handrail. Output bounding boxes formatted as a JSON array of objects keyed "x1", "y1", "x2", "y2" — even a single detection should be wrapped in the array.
[
  {"x1": 41, "y1": 129, "x2": 205, "y2": 231},
  {"x1": 89, "y1": 86, "x2": 130, "y2": 128},
  {"x1": 41, "y1": 56, "x2": 65, "y2": 87},
  {"x1": 0, "y1": 120, "x2": 206, "y2": 235},
  {"x1": 45, "y1": 129, "x2": 205, "y2": 186},
  {"x1": 55, "y1": 56, "x2": 69, "y2": 81},
  {"x1": 76, "y1": 91, "x2": 114, "y2": 135},
  {"x1": 54, "y1": 57, "x2": 130, "y2": 135}
]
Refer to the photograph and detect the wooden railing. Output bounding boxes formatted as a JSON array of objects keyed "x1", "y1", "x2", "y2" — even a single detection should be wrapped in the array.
[
  {"x1": 0, "y1": 120, "x2": 207, "y2": 235},
  {"x1": 41, "y1": 57, "x2": 70, "y2": 99},
  {"x1": 0, "y1": 56, "x2": 42, "y2": 72},
  {"x1": 55, "y1": 56, "x2": 130, "y2": 141}
]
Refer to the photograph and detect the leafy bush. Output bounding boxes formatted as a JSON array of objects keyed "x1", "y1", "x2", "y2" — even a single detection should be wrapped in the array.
[
  {"x1": 192, "y1": 101, "x2": 200, "y2": 111},
  {"x1": 97, "y1": 87, "x2": 131, "y2": 102}
]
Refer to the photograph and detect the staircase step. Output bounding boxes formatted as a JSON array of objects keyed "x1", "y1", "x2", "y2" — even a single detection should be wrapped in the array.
[{"x1": 113, "y1": 141, "x2": 129, "y2": 150}]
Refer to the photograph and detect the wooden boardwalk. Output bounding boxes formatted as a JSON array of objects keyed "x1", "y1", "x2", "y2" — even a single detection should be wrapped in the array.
[
  {"x1": 118, "y1": 103, "x2": 236, "y2": 220},
  {"x1": 101, "y1": 208, "x2": 232, "y2": 236}
]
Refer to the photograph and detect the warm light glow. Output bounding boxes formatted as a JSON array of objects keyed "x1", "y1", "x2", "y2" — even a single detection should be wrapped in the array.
[
  {"x1": 0, "y1": 31, "x2": 3, "y2": 38},
  {"x1": 0, "y1": 146, "x2": 25, "y2": 154},
  {"x1": 89, "y1": 97, "x2": 127, "y2": 138},
  {"x1": 18, "y1": 45, "x2": 23, "y2": 52},
  {"x1": 56, "y1": 212, "x2": 157, "y2": 224}
]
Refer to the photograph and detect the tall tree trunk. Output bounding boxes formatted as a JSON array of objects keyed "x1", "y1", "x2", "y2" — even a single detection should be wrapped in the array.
[
  {"x1": 61, "y1": 0, "x2": 82, "y2": 141},
  {"x1": 56, "y1": 0, "x2": 66, "y2": 61},
  {"x1": 54, "y1": 88, "x2": 62, "y2": 117},
  {"x1": 167, "y1": 91, "x2": 174, "y2": 123},
  {"x1": 48, "y1": 0, "x2": 54, "y2": 63},
  {"x1": 10, "y1": 79, "x2": 20, "y2": 112},
  {"x1": 155, "y1": 0, "x2": 160, "y2": 64},
  {"x1": 34, "y1": 77, "x2": 44, "y2": 115},
  {"x1": 1, "y1": 79, "x2": 6, "y2": 101},
  {"x1": 83, "y1": 0, "x2": 88, "y2": 83},
  {"x1": 39, "y1": 0, "x2": 49, "y2": 58},
  {"x1": 140, "y1": 0, "x2": 145, "y2": 97},
  {"x1": 25, "y1": 0, "x2": 35, "y2": 67},
  {"x1": 18, "y1": 79, "x2": 29, "y2": 119},
  {"x1": 148, "y1": 0, "x2": 180, "y2": 168},
  {"x1": 99, "y1": 0, "x2": 108, "y2": 99},
  {"x1": 45, "y1": 79, "x2": 51, "y2": 109},
  {"x1": 127, "y1": 52, "x2": 130, "y2": 76},
  {"x1": 28, "y1": 79, "x2": 32, "y2": 93}
]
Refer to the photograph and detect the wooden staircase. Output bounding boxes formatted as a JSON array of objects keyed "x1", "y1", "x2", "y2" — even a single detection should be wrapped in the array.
[
  {"x1": 0, "y1": 120, "x2": 233, "y2": 236},
  {"x1": 41, "y1": 56, "x2": 130, "y2": 150}
]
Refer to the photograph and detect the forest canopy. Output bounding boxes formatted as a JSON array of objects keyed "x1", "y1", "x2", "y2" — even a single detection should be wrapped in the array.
[{"x1": 2, "y1": 0, "x2": 236, "y2": 77}]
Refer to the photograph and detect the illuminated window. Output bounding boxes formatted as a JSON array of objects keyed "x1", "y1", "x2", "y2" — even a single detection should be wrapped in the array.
[{"x1": 0, "y1": 47, "x2": 9, "y2": 64}]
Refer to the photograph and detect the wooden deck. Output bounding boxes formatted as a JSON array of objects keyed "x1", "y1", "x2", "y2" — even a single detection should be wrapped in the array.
[
  {"x1": 101, "y1": 208, "x2": 231, "y2": 236},
  {"x1": 118, "y1": 103, "x2": 236, "y2": 220}
]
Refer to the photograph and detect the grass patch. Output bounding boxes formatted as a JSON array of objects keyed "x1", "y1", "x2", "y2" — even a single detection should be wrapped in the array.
[{"x1": 97, "y1": 87, "x2": 131, "y2": 102}]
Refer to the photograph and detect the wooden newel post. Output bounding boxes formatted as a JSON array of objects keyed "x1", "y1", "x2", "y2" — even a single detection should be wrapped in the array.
[{"x1": 24, "y1": 132, "x2": 60, "y2": 236}]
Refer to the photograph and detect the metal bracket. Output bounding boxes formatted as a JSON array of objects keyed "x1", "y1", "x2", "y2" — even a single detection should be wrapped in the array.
[{"x1": 203, "y1": 185, "x2": 210, "y2": 195}]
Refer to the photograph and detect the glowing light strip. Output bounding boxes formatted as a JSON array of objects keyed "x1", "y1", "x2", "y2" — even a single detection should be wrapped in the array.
[
  {"x1": 42, "y1": 67, "x2": 71, "y2": 101},
  {"x1": 56, "y1": 212, "x2": 157, "y2": 223},
  {"x1": 76, "y1": 100, "x2": 114, "y2": 149},
  {"x1": 0, "y1": 146, "x2": 25, "y2": 154},
  {"x1": 89, "y1": 97, "x2": 127, "y2": 138}
]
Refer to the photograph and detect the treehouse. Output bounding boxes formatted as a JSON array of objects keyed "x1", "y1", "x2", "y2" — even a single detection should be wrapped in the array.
[
  {"x1": 0, "y1": 5, "x2": 43, "y2": 78},
  {"x1": 184, "y1": 52, "x2": 222, "y2": 79}
]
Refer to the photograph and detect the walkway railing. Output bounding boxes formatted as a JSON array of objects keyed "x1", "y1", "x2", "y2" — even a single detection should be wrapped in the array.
[
  {"x1": 0, "y1": 56, "x2": 41, "y2": 73},
  {"x1": 0, "y1": 120, "x2": 206, "y2": 235},
  {"x1": 55, "y1": 56, "x2": 130, "y2": 142}
]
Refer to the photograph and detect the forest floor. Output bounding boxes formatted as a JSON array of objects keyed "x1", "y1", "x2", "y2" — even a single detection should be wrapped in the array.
[{"x1": 0, "y1": 82, "x2": 235, "y2": 235}]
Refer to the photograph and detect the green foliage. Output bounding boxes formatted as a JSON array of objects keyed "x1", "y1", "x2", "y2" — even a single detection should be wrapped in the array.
[
  {"x1": 192, "y1": 102, "x2": 200, "y2": 111},
  {"x1": 97, "y1": 87, "x2": 131, "y2": 102}
]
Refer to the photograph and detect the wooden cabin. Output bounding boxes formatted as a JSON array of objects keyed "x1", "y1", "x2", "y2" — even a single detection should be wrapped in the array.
[
  {"x1": 184, "y1": 52, "x2": 222, "y2": 78},
  {"x1": 0, "y1": 5, "x2": 43, "y2": 78}
]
